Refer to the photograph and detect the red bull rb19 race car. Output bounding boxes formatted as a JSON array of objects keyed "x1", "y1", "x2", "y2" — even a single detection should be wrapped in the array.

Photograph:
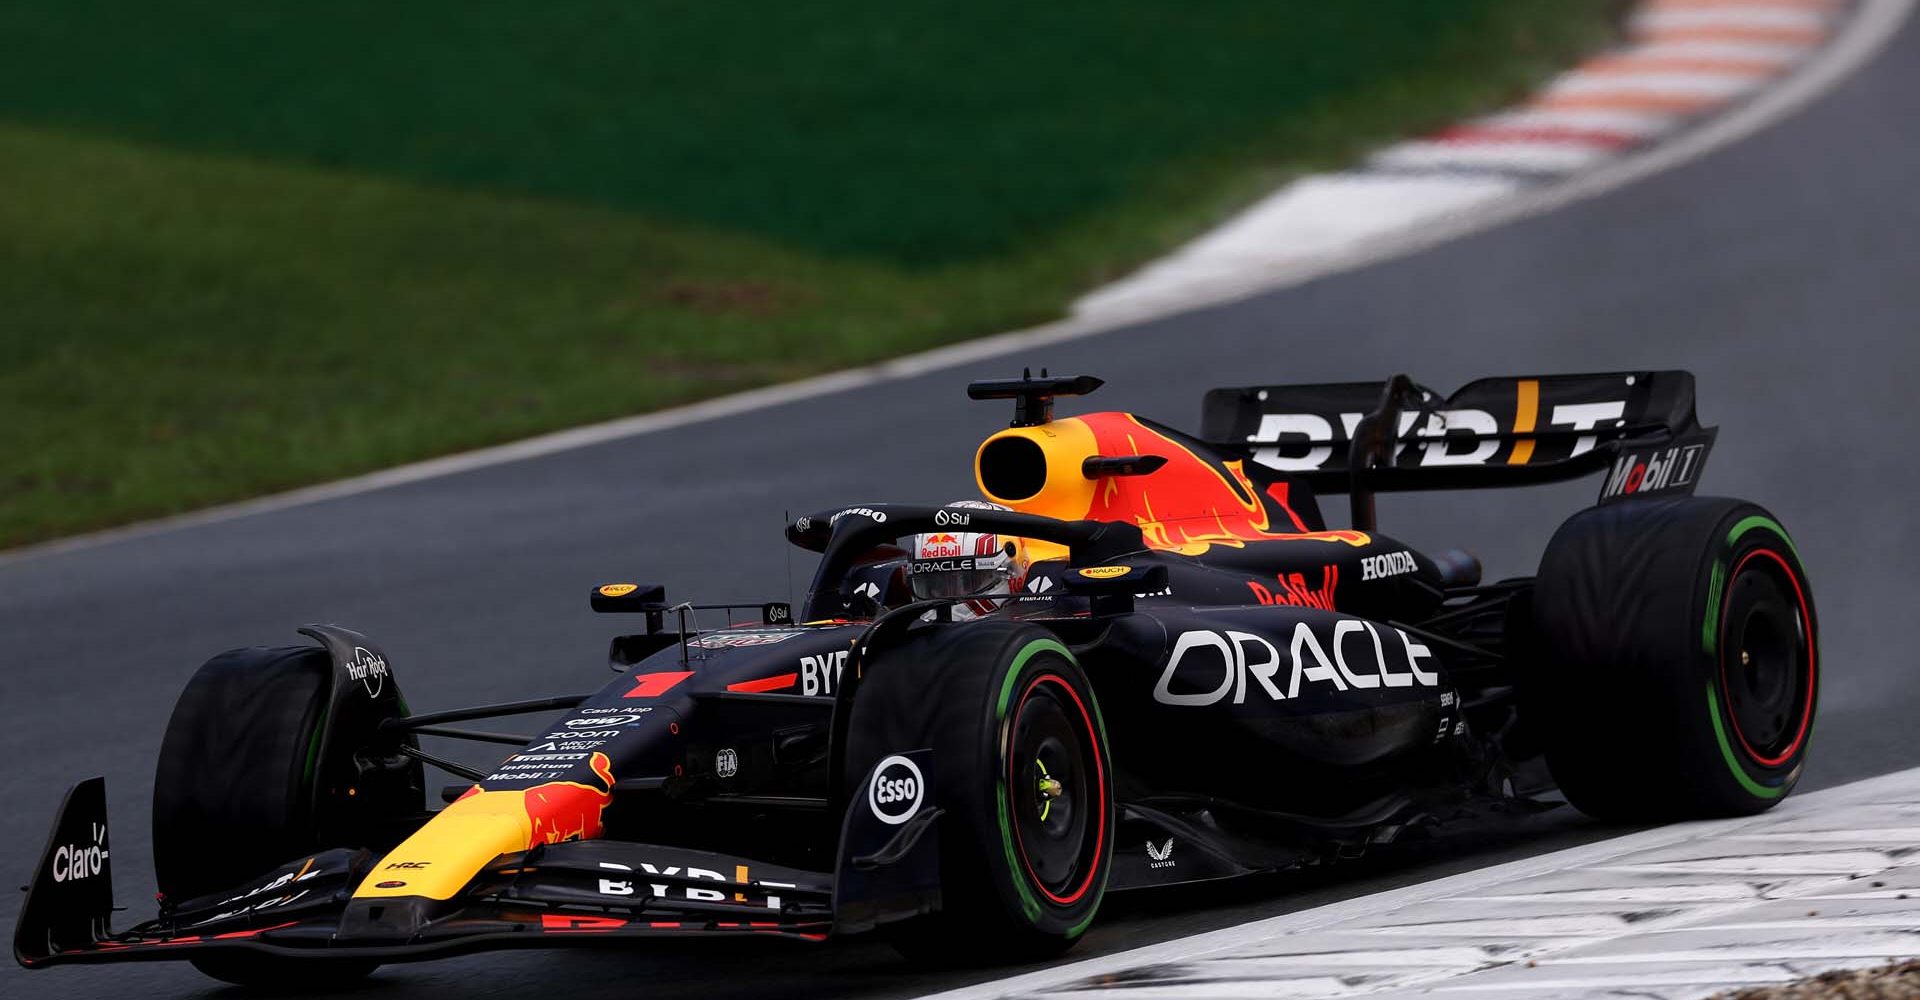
[{"x1": 14, "y1": 371, "x2": 1817, "y2": 986}]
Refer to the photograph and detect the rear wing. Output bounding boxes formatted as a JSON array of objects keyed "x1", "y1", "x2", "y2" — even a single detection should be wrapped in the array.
[{"x1": 1201, "y1": 372, "x2": 1715, "y2": 528}]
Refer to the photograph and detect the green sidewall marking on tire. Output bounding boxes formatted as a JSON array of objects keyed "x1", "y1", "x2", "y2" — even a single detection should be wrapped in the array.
[
  {"x1": 1706, "y1": 516, "x2": 1799, "y2": 657},
  {"x1": 997, "y1": 638, "x2": 1074, "y2": 719},
  {"x1": 1728, "y1": 515, "x2": 1799, "y2": 562},
  {"x1": 993, "y1": 637, "x2": 1104, "y2": 933},
  {"x1": 1702, "y1": 561, "x2": 1726, "y2": 656},
  {"x1": 1705, "y1": 517, "x2": 1802, "y2": 802},
  {"x1": 302, "y1": 708, "x2": 329, "y2": 787},
  {"x1": 995, "y1": 786, "x2": 1045, "y2": 923},
  {"x1": 1706, "y1": 681, "x2": 1785, "y2": 799}
]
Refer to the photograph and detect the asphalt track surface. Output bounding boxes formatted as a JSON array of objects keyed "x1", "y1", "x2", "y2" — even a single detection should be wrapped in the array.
[{"x1": 6, "y1": 18, "x2": 1920, "y2": 1000}]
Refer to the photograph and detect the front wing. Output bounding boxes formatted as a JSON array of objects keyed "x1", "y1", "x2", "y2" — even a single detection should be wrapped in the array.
[
  {"x1": 15, "y1": 771, "x2": 946, "y2": 970},
  {"x1": 21, "y1": 841, "x2": 835, "y2": 968}
]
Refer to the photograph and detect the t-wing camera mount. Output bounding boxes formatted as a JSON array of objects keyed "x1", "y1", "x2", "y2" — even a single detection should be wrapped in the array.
[{"x1": 966, "y1": 369, "x2": 1104, "y2": 427}]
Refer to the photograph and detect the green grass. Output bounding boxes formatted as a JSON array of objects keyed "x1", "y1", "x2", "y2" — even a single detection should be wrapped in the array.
[{"x1": 0, "y1": 1, "x2": 1621, "y2": 548}]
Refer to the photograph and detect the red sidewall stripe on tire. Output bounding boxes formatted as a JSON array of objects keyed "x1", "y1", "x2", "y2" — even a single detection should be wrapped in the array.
[
  {"x1": 1007, "y1": 673, "x2": 1107, "y2": 908},
  {"x1": 1719, "y1": 547, "x2": 1816, "y2": 768}
]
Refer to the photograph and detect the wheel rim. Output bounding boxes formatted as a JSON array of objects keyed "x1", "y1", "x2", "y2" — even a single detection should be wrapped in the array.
[
  {"x1": 1719, "y1": 547, "x2": 1815, "y2": 766},
  {"x1": 1006, "y1": 673, "x2": 1105, "y2": 906}
]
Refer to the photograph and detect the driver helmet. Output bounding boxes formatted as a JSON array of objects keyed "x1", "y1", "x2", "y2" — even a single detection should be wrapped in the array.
[{"x1": 909, "y1": 500, "x2": 1028, "y2": 620}]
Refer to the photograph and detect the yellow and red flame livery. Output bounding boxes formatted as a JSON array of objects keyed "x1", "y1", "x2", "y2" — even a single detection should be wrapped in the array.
[
  {"x1": 354, "y1": 752, "x2": 616, "y2": 901},
  {"x1": 977, "y1": 411, "x2": 1369, "y2": 558}
]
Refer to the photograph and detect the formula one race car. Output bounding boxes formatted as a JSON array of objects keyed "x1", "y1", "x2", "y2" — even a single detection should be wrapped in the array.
[{"x1": 15, "y1": 371, "x2": 1818, "y2": 986}]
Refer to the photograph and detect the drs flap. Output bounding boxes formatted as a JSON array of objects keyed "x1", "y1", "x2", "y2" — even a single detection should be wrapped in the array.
[{"x1": 1201, "y1": 371, "x2": 1707, "y2": 492}]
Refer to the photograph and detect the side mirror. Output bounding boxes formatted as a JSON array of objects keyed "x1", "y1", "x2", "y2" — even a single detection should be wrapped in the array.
[
  {"x1": 589, "y1": 582, "x2": 668, "y2": 614},
  {"x1": 1060, "y1": 564, "x2": 1168, "y2": 615}
]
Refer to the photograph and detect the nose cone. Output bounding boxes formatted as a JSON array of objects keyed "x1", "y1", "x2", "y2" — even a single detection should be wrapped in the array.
[{"x1": 352, "y1": 752, "x2": 617, "y2": 906}]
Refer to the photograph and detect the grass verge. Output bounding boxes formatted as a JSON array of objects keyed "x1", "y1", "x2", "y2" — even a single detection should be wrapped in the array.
[{"x1": 0, "y1": 1, "x2": 1621, "y2": 547}]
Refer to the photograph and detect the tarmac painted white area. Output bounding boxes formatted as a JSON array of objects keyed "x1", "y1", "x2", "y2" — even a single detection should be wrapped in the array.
[
  {"x1": 920, "y1": 766, "x2": 1920, "y2": 1000},
  {"x1": 1475, "y1": 109, "x2": 1680, "y2": 138},
  {"x1": 1634, "y1": 8, "x2": 1835, "y2": 33}
]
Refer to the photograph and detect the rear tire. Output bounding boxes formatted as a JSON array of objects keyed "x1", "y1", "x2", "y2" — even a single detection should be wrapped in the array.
[
  {"x1": 853, "y1": 621, "x2": 1114, "y2": 965},
  {"x1": 1531, "y1": 497, "x2": 1817, "y2": 820}
]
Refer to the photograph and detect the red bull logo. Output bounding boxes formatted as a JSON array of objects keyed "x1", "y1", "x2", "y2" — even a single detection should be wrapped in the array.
[
  {"x1": 452, "y1": 751, "x2": 617, "y2": 847},
  {"x1": 523, "y1": 752, "x2": 616, "y2": 845},
  {"x1": 1247, "y1": 565, "x2": 1339, "y2": 611},
  {"x1": 919, "y1": 533, "x2": 962, "y2": 558}
]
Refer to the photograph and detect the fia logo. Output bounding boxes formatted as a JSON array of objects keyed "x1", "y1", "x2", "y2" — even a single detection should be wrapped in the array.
[{"x1": 1146, "y1": 838, "x2": 1175, "y2": 869}]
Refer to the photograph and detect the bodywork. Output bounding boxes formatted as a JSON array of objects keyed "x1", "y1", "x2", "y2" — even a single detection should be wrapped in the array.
[{"x1": 16, "y1": 370, "x2": 1717, "y2": 969}]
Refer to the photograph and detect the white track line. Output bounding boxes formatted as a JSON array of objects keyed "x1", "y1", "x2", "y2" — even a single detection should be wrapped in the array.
[
  {"x1": 2, "y1": 0, "x2": 1909, "y2": 570},
  {"x1": 1161, "y1": 175, "x2": 1521, "y2": 262},
  {"x1": 1622, "y1": 40, "x2": 1820, "y2": 60},
  {"x1": 1477, "y1": 109, "x2": 1683, "y2": 136},
  {"x1": 1544, "y1": 72, "x2": 1770, "y2": 97},
  {"x1": 1635, "y1": 7, "x2": 1836, "y2": 29},
  {"x1": 1371, "y1": 141, "x2": 1616, "y2": 172},
  {"x1": 916, "y1": 767, "x2": 1920, "y2": 1000}
]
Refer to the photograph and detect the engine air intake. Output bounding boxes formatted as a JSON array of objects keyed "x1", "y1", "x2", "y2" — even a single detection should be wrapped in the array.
[{"x1": 977, "y1": 435, "x2": 1049, "y2": 502}]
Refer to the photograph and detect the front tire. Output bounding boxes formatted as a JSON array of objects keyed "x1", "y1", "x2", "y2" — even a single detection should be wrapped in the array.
[
  {"x1": 853, "y1": 621, "x2": 1114, "y2": 964},
  {"x1": 153, "y1": 645, "x2": 338, "y2": 903},
  {"x1": 187, "y1": 952, "x2": 381, "y2": 990},
  {"x1": 153, "y1": 642, "x2": 417, "y2": 986},
  {"x1": 1531, "y1": 497, "x2": 1817, "y2": 820}
]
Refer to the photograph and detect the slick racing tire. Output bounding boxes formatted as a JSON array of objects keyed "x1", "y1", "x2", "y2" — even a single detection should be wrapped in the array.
[
  {"x1": 154, "y1": 644, "x2": 415, "y2": 986},
  {"x1": 1531, "y1": 497, "x2": 1817, "y2": 821},
  {"x1": 853, "y1": 621, "x2": 1114, "y2": 964}
]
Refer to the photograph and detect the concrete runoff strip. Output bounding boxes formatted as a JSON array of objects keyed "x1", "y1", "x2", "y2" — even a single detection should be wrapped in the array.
[{"x1": 918, "y1": 767, "x2": 1920, "y2": 1000}]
